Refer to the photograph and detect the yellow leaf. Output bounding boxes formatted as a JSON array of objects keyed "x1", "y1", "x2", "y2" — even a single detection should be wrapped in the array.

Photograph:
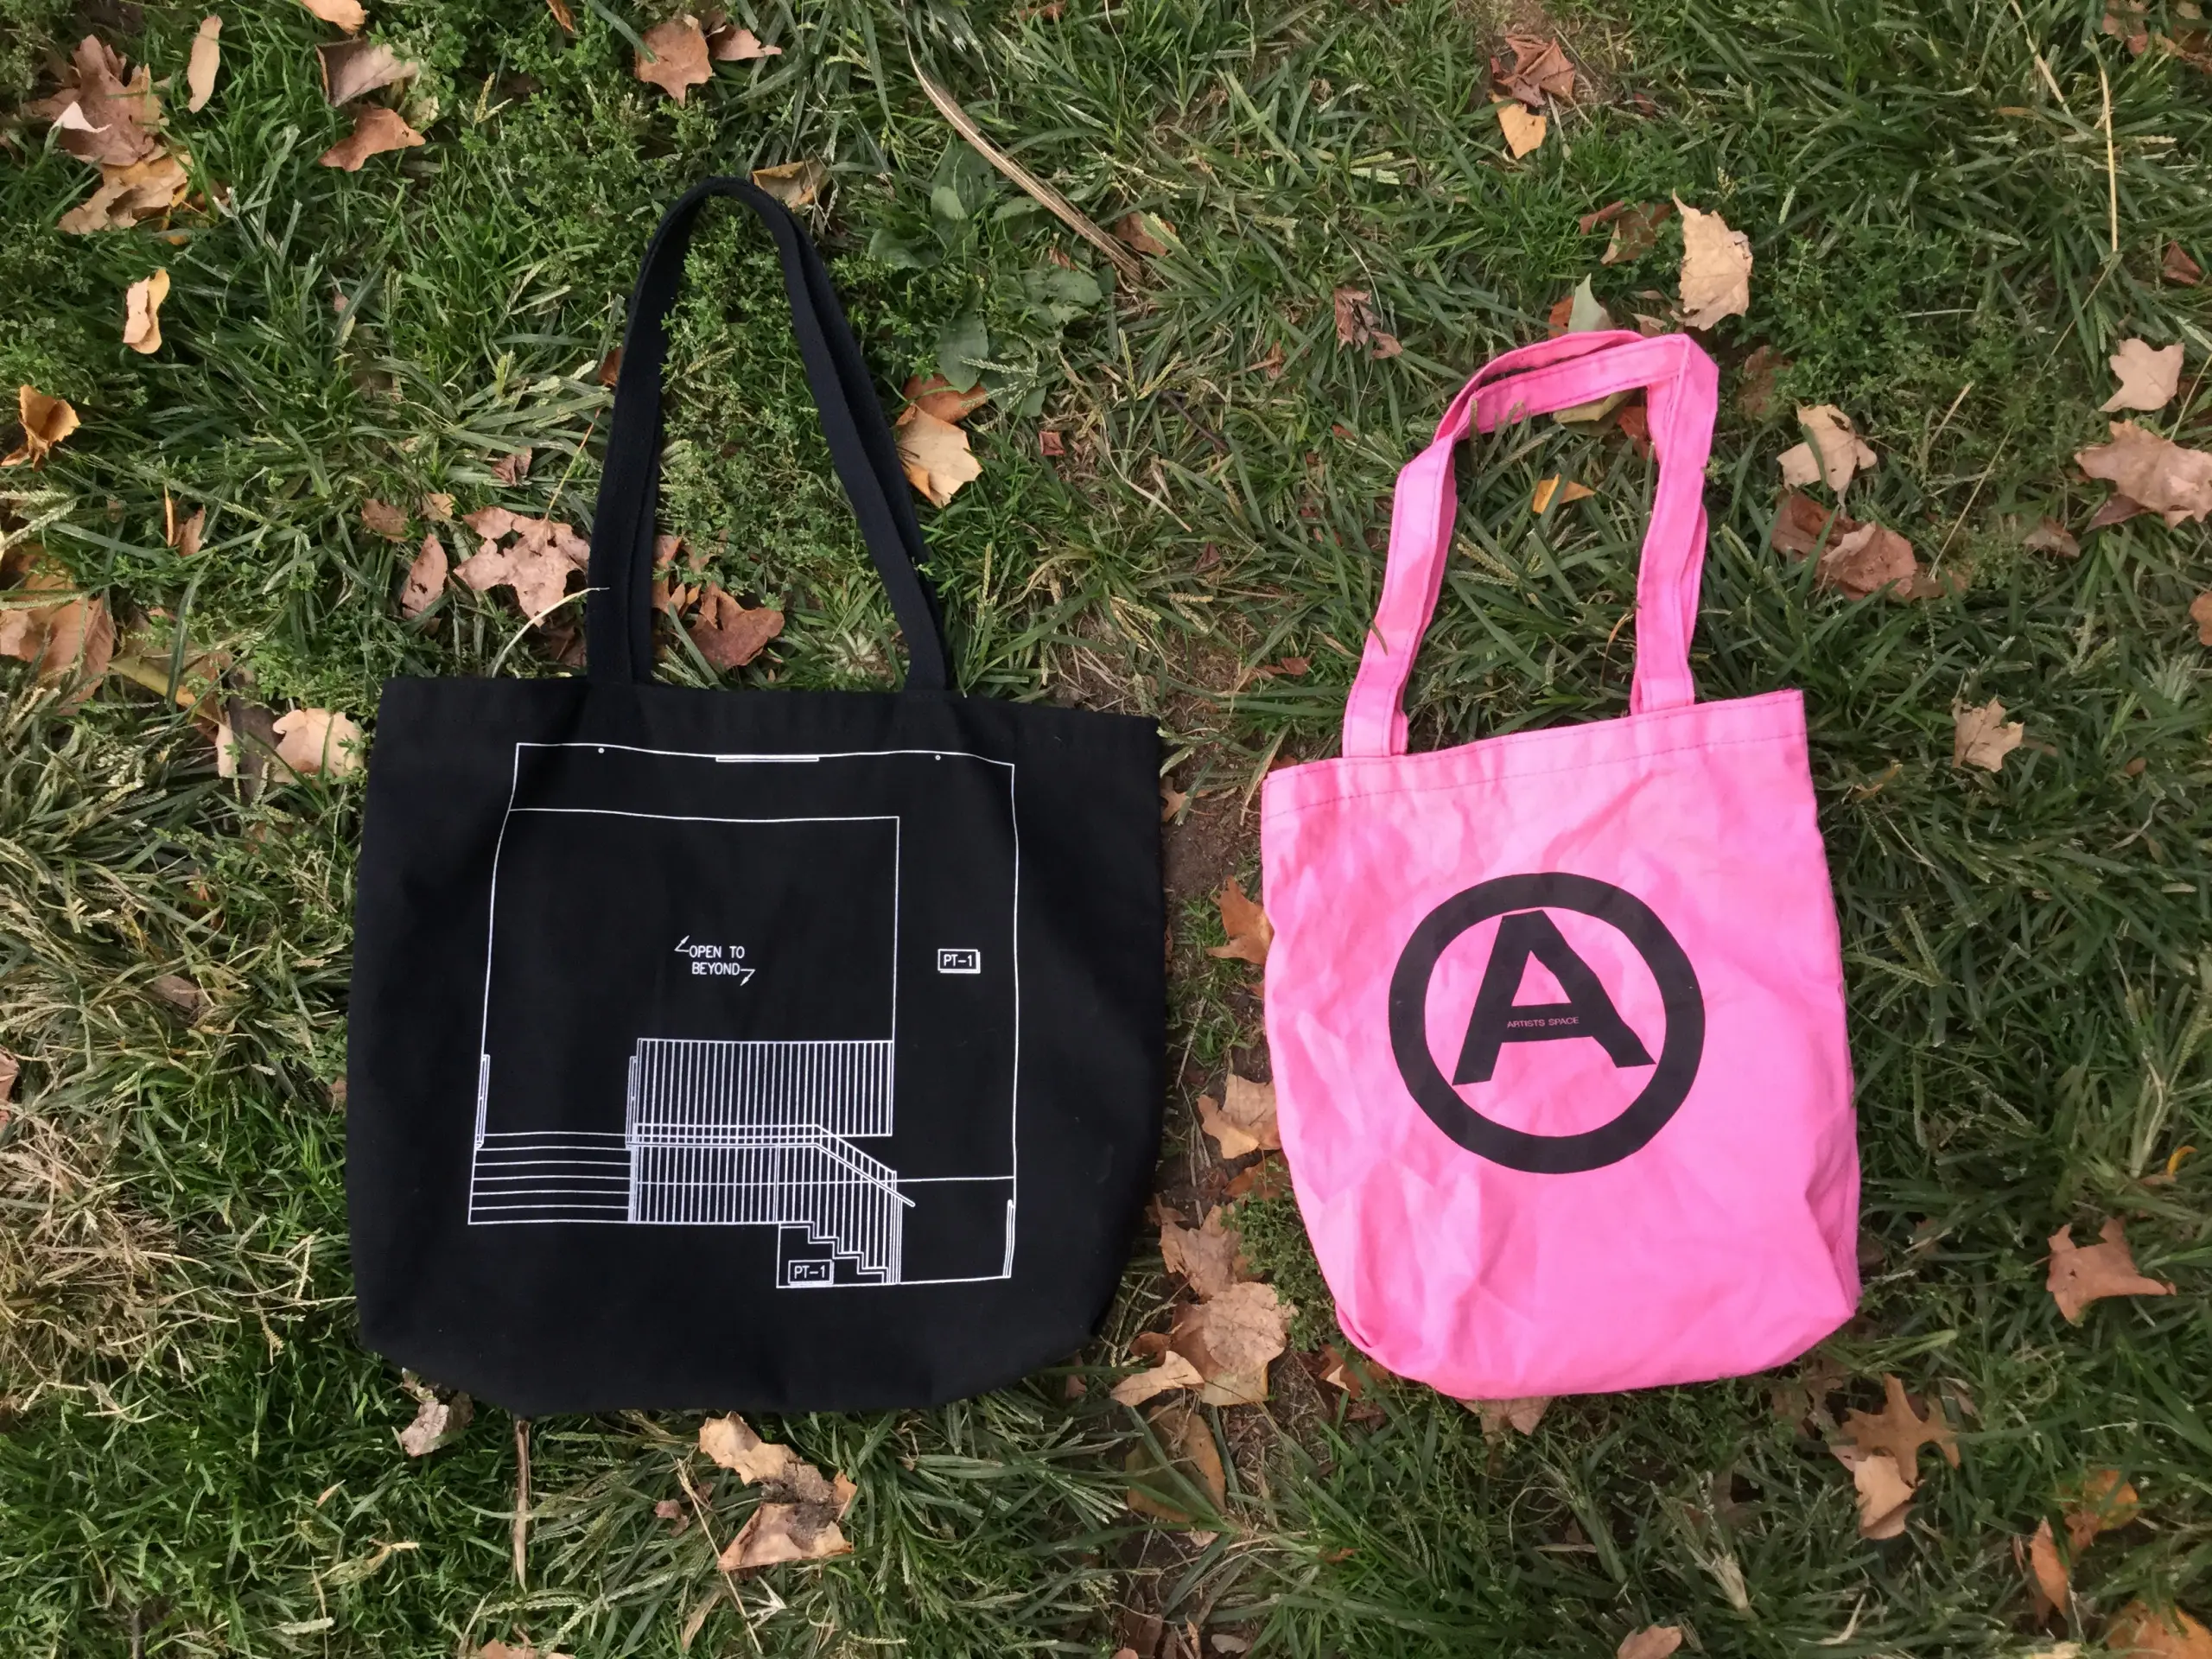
[
  {"x1": 1952, "y1": 697, "x2": 2024, "y2": 772},
  {"x1": 185, "y1": 16, "x2": 222, "y2": 112},
  {"x1": 1675, "y1": 197, "x2": 1752, "y2": 329},
  {"x1": 893, "y1": 405, "x2": 982, "y2": 506},
  {"x1": 1495, "y1": 102, "x2": 1547, "y2": 158}
]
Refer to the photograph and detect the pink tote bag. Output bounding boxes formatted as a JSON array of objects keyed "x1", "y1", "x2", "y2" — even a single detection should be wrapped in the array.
[{"x1": 1260, "y1": 331, "x2": 1859, "y2": 1400}]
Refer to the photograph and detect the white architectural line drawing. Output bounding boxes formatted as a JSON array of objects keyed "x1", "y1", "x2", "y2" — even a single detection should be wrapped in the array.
[{"x1": 464, "y1": 743, "x2": 1020, "y2": 1291}]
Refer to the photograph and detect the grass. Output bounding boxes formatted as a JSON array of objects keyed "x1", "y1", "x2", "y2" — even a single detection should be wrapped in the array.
[{"x1": 1, "y1": 0, "x2": 2209, "y2": 1653}]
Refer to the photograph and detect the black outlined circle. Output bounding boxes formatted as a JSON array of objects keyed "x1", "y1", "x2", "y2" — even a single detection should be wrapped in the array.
[{"x1": 1387, "y1": 873, "x2": 1704, "y2": 1173}]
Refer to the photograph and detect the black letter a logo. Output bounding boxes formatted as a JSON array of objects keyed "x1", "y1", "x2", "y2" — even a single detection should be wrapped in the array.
[{"x1": 1452, "y1": 910, "x2": 1655, "y2": 1084}]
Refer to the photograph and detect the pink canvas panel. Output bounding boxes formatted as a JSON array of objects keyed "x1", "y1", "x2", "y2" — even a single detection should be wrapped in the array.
[{"x1": 1261, "y1": 332, "x2": 1859, "y2": 1401}]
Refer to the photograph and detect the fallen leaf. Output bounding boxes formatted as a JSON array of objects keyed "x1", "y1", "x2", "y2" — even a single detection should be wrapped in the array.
[
  {"x1": 1820, "y1": 522, "x2": 1921, "y2": 600},
  {"x1": 2102, "y1": 339, "x2": 2185, "y2": 413},
  {"x1": 28, "y1": 36, "x2": 163, "y2": 168},
  {"x1": 1738, "y1": 344, "x2": 1789, "y2": 417},
  {"x1": 1224, "y1": 1155, "x2": 1289, "y2": 1200},
  {"x1": 274, "y1": 708, "x2": 364, "y2": 779},
  {"x1": 1952, "y1": 697, "x2": 2024, "y2": 772},
  {"x1": 0, "y1": 1048, "x2": 16, "y2": 1107},
  {"x1": 148, "y1": 973, "x2": 209, "y2": 1018},
  {"x1": 635, "y1": 16, "x2": 712, "y2": 103},
  {"x1": 1109, "y1": 1349, "x2": 1205, "y2": 1407},
  {"x1": 298, "y1": 0, "x2": 366, "y2": 29},
  {"x1": 1848, "y1": 1448, "x2": 1913, "y2": 1538},
  {"x1": 2164, "y1": 242, "x2": 2202, "y2": 286},
  {"x1": 1168, "y1": 1280, "x2": 1293, "y2": 1405},
  {"x1": 397, "y1": 1380, "x2": 472, "y2": 1455},
  {"x1": 360, "y1": 498, "x2": 410, "y2": 539},
  {"x1": 708, "y1": 21, "x2": 780, "y2": 60},
  {"x1": 422, "y1": 492, "x2": 454, "y2": 521},
  {"x1": 1460, "y1": 1395, "x2": 1551, "y2": 1438},
  {"x1": 712, "y1": 1451, "x2": 855, "y2": 1571},
  {"x1": 1127, "y1": 1398, "x2": 1227, "y2": 1528},
  {"x1": 1114, "y1": 212, "x2": 1170, "y2": 256},
  {"x1": 1600, "y1": 200, "x2": 1673, "y2": 265},
  {"x1": 1771, "y1": 491, "x2": 1854, "y2": 558},
  {"x1": 1675, "y1": 197, "x2": 1752, "y2": 330},
  {"x1": 186, "y1": 16, "x2": 222, "y2": 112},
  {"x1": 719, "y1": 1500, "x2": 852, "y2": 1569},
  {"x1": 1531, "y1": 475, "x2": 1595, "y2": 514},
  {"x1": 545, "y1": 0, "x2": 575, "y2": 30},
  {"x1": 898, "y1": 373, "x2": 989, "y2": 425},
  {"x1": 2107, "y1": 1602, "x2": 2212, "y2": 1659},
  {"x1": 1199, "y1": 1072, "x2": 1278, "y2": 1162},
  {"x1": 698, "y1": 1414, "x2": 807, "y2": 1484},
  {"x1": 1497, "y1": 35, "x2": 1575, "y2": 105},
  {"x1": 2063, "y1": 1468, "x2": 2140, "y2": 1554},
  {"x1": 1618, "y1": 1628, "x2": 1684, "y2": 1659},
  {"x1": 2089, "y1": 493, "x2": 2150, "y2": 531},
  {"x1": 0, "y1": 567, "x2": 113, "y2": 689},
  {"x1": 2024, "y1": 518, "x2": 2080, "y2": 558},
  {"x1": 1331, "y1": 288, "x2": 1402, "y2": 359},
  {"x1": 477, "y1": 1643, "x2": 576, "y2": 1659},
  {"x1": 2075, "y1": 423, "x2": 2212, "y2": 525},
  {"x1": 1495, "y1": 102, "x2": 1547, "y2": 158},
  {"x1": 60, "y1": 149, "x2": 191, "y2": 234},
  {"x1": 752, "y1": 159, "x2": 827, "y2": 208},
  {"x1": 1160, "y1": 1206, "x2": 1245, "y2": 1299},
  {"x1": 165, "y1": 494, "x2": 206, "y2": 556},
  {"x1": 598, "y1": 347, "x2": 624, "y2": 386},
  {"x1": 1205, "y1": 875, "x2": 1271, "y2": 965},
  {"x1": 2192, "y1": 591, "x2": 2212, "y2": 645},
  {"x1": 2027, "y1": 1516, "x2": 2070, "y2": 1615},
  {"x1": 4, "y1": 387, "x2": 81, "y2": 468},
  {"x1": 318, "y1": 39, "x2": 419, "y2": 105},
  {"x1": 2046, "y1": 1217, "x2": 2173, "y2": 1322},
  {"x1": 122, "y1": 269, "x2": 170, "y2": 354},
  {"x1": 455, "y1": 512, "x2": 590, "y2": 617},
  {"x1": 319, "y1": 105, "x2": 425, "y2": 170},
  {"x1": 400, "y1": 532, "x2": 447, "y2": 618},
  {"x1": 1842, "y1": 1375, "x2": 1960, "y2": 1481},
  {"x1": 893, "y1": 405, "x2": 982, "y2": 506},
  {"x1": 1778, "y1": 404, "x2": 1877, "y2": 491},
  {"x1": 690, "y1": 585, "x2": 783, "y2": 670},
  {"x1": 489, "y1": 448, "x2": 532, "y2": 485}
]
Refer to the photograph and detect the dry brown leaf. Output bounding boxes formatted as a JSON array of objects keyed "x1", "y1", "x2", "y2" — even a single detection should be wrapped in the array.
[
  {"x1": 1847, "y1": 1448, "x2": 1913, "y2": 1538},
  {"x1": 1738, "y1": 343, "x2": 1789, "y2": 417},
  {"x1": 455, "y1": 512, "x2": 589, "y2": 617},
  {"x1": 2024, "y1": 518, "x2": 2081, "y2": 558},
  {"x1": 2075, "y1": 422, "x2": 2212, "y2": 525},
  {"x1": 752, "y1": 159, "x2": 827, "y2": 207},
  {"x1": 0, "y1": 1047, "x2": 17, "y2": 1108},
  {"x1": 1842, "y1": 1375, "x2": 1960, "y2": 1481},
  {"x1": 319, "y1": 105, "x2": 424, "y2": 170},
  {"x1": 1126, "y1": 1398, "x2": 1227, "y2": 1527},
  {"x1": 1114, "y1": 212, "x2": 1170, "y2": 257},
  {"x1": 690, "y1": 584, "x2": 784, "y2": 671},
  {"x1": 2063, "y1": 1468, "x2": 2141, "y2": 1554},
  {"x1": 1815, "y1": 521, "x2": 1923, "y2": 600},
  {"x1": 400, "y1": 532, "x2": 447, "y2": 619},
  {"x1": 422, "y1": 492, "x2": 454, "y2": 521},
  {"x1": 489, "y1": 448, "x2": 532, "y2": 485},
  {"x1": 1331, "y1": 288, "x2": 1402, "y2": 359},
  {"x1": 1618, "y1": 1628, "x2": 1684, "y2": 1659},
  {"x1": 2026, "y1": 1516, "x2": 2070, "y2": 1615},
  {"x1": 2103, "y1": 339, "x2": 2185, "y2": 413},
  {"x1": 4, "y1": 387, "x2": 81, "y2": 468},
  {"x1": 708, "y1": 21, "x2": 780, "y2": 60},
  {"x1": 1597, "y1": 200, "x2": 1673, "y2": 265},
  {"x1": 1224, "y1": 1154, "x2": 1289, "y2": 1200},
  {"x1": 715, "y1": 1460, "x2": 855, "y2": 1571},
  {"x1": 1109, "y1": 1349, "x2": 1204, "y2": 1407},
  {"x1": 147, "y1": 973, "x2": 209, "y2": 1020},
  {"x1": 1198, "y1": 1072, "x2": 1278, "y2": 1160},
  {"x1": 1497, "y1": 35, "x2": 1575, "y2": 105},
  {"x1": 2047, "y1": 1217, "x2": 2173, "y2": 1322},
  {"x1": 698, "y1": 1414, "x2": 805, "y2": 1484},
  {"x1": 1160, "y1": 1205, "x2": 1244, "y2": 1299},
  {"x1": 360, "y1": 498, "x2": 410, "y2": 539},
  {"x1": 2192, "y1": 591, "x2": 2212, "y2": 645},
  {"x1": 635, "y1": 16, "x2": 712, "y2": 103},
  {"x1": 1952, "y1": 698, "x2": 2024, "y2": 772},
  {"x1": 478, "y1": 1643, "x2": 577, "y2": 1659},
  {"x1": 60, "y1": 149, "x2": 191, "y2": 235},
  {"x1": 29, "y1": 36, "x2": 164, "y2": 168},
  {"x1": 2107, "y1": 1603, "x2": 2212, "y2": 1659},
  {"x1": 397, "y1": 1381, "x2": 472, "y2": 1455},
  {"x1": 1778, "y1": 404, "x2": 1876, "y2": 491},
  {"x1": 1460, "y1": 1395, "x2": 1551, "y2": 1437},
  {"x1": 186, "y1": 16, "x2": 222, "y2": 112},
  {"x1": 1531, "y1": 475, "x2": 1595, "y2": 514},
  {"x1": 298, "y1": 0, "x2": 366, "y2": 29},
  {"x1": 163, "y1": 493, "x2": 206, "y2": 556},
  {"x1": 1675, "y1": 197, "x2": 1752, "y2": 330},
  {"x1": 1771, "y1": 491, "x2": 1855, "y2": 559},
  {"x1": 1205, "y1": 875, "x2": 1272, "y2": 965},
  {"x1": 0, "y1": 567, "x2": 114, "y2": 690},
  {"x1": 1495, "y1": 102, "x2": 1547, "y2": 157},
  {"x1": 2164, "y1": 243, "x2": 2203, "y2": 286},
  {"x1": 544, "y1": 0, "x2": 575, "y2": 30},
  {"x1": 274, "y1": 708, "x2": 364, "y2": 779},
  {"x1": 318, "y1": 38, "x2": 420, "y2": 104},
  {"x1": 122, "y1": 268, "x2": 170, "y2": 354},
  {"x1": 1168, "y1": 1280, "x2": 1292, "y2": 1405},
  {"x1": 893, "y1": 405, "x2": 981, "y2": 506},
  {"x1": 902, "y1": 373, "x2": 989, "y2": 423}
]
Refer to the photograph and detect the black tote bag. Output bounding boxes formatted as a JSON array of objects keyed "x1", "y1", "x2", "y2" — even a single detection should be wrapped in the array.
[{"x1": 346, "y1": 178, "x2": 1164, "y2": 1416}]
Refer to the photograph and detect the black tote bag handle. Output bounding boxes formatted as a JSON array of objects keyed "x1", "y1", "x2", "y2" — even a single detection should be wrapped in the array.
[{"x1": 585, "y1": 177, "x2": 950, "y2": 691}]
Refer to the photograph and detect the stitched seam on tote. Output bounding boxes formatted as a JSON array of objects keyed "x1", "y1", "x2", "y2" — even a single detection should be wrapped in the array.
[{"x1": 1265, "y1": 726, "x2": 1807, "y2": 820}]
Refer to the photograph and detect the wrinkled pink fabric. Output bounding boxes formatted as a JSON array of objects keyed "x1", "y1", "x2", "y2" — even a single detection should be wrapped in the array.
[{"x1": 1261, "y1": 332, "x2": 1859, "y2": 1400}]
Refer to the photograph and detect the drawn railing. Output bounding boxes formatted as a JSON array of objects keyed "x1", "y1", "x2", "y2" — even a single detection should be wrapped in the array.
[{"x1": 629, "y1": 1037, "x2": 893, "y2": 1139}]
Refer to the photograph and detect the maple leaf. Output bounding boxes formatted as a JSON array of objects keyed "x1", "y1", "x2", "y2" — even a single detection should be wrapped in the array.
[
  {"x1": 1618, "y1": 1628, "x2": 1684, "y2": 1659},
  {"x1": 1109, "y1": 1349, "x2": 1204, "y2": 1407},
  {"x1": 399, "y1": 532, "x2": 447, "y2": 619},
  {"x1": 1168, "y1": 1280, "x2": 1294, "y2": 1405},
  {"x1": 2063, "y1": 1467, "x2": 2140, "y2": 1554},
  {"x1": 708, "y1": 21, "x2": 780, "y2": 60},
  {"x1": 123, "y1": 269, "x2": 169, "y2": 354},
  {"x1": 1843, "y1": 1375, "x2": 1959, "y2": 1482},
  {"x1": 1952, "y1": 697, "x2": 2024, "y2": 772},
  {"x1": 689, "y1": 585, "x2": 783, "y2": 671},
  {"x1": 4, "y1": 386, "x2": 81, "y2": 468},
  {"x1": 455, "y1": 511, "x2": 589, "y2": 618},
  {"x1": 60, "y1": 149, "x2": 191, "y2": 235},
  {"x1": 1160, "y1": 1205, "x2": 1245, "y2": 1299},
  {"x1": 1198, "y1": 1072, "x2": 1279, "y2": 1160},
  {"x1": 29, "y1": 36, "x2": 164, "y2": 168},
  {"x1": 1206, "y1": 875, "x2": 1272, "y2": 965},
  {"x1": 752, "y1": 159, "x2": 827, "y2": 207},
  {"x1": 1770, "y1": 491, "x2": 1855, "y2": 559},
  {"x1": 319, "y1": 105, "x2": 425, "y2": 170},
  {"x1": 2046, "y1": 1217, "x2": 2173, "y2": 1322},
  {"x1": 318, "y1": 39, "x2": 419, "y2": 104},
  {"x1": 2107, "y1": 1602, "x2": 2212, "y2": 1659},
  {"x1": 1815, "y1": 521, "x2": 1922, "y2": 601},
  {"x1": 186, "y1": 17, "x2": 222, "y2": 112},
  {"x1": 1331, "y1": 288, "x2": 1402, "y2": 359},
  {"x1": 360, "y1": 498, "x2": 410, "y2": 539},
  {"x1": 1842, "y1": 1446, "x2": 1913, "y2": 1538},
  {"x1": 1459, "y1": 1395, "x2": 1551, "y2": 1437},
  {"x1": 396, "y1": 1376, "x2": 471, "y2": 1455},
  {"x1": 2075, "y1": 423, "x2": 2212, "y2": 525},
  {"x1": 1497, "y1": 35, "x2": 1575, "y2": 105},
  {"x1": 1675, "y1": 198, "x2": 1752, "y2": 330},
  {"x1": 2102, "y1": 339, "x2": 2185, "y2": 413},
  {"x1": 1778, "y1": 404, "x2": 1876, "y2": 491},
  {"x1": 1494, "y1": 102, "x2": 1547, "y2": 158},
  {"x1": 274, "y1": 708, "x2": 364, "y2": 779},
  {"x1": 2164, "y1": 242, "x2": 2203, "y2": 286},
  {"x1": 1113, "y1": 212, "x2": 1170, "y2": 257},
  {"x1": 1589, "y1": 200, "x2": 1672, "y2": 265},
  {"x1": 894, "y1": 405, "x2": 982, "y2": 506},
  {"x1": 635, "y1": 16, "x2": 712, "y2": 103}
]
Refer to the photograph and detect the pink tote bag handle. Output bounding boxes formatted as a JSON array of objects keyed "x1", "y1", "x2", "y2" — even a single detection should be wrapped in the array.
[{"x1": 1342, "y1": 332, "x2": 1722, "y2": 758}]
